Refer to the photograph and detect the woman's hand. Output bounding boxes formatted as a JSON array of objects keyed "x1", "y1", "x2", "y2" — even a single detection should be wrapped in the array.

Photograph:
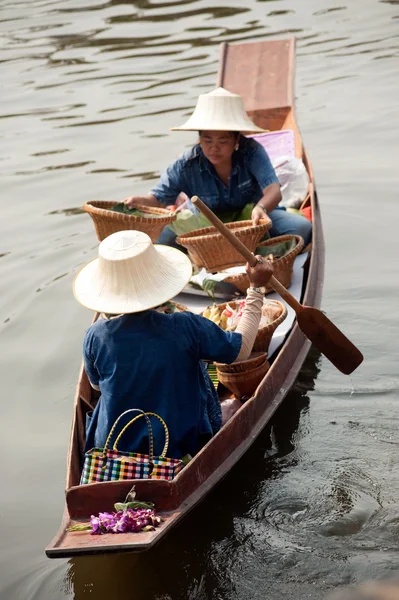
[
  {"x1": 251, "y1": 204, "x2": 267, "y2": 226},
  {"x1": 245, "y1": 255, "x2": 273, "y2": 287},
  {"x1": 123, "y1": 196, "x2": 141, "y2": 209},
  {"x1": 123, "y1": 194, "x2": 163, "y2": 209}
]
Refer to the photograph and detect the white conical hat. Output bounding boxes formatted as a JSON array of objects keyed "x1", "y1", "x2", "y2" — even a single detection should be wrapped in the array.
[
  {"x1": 171, "y1": 87, "x2": 267, "y2": 133},
  {"x1": 73, "y1": 230, "x2": 192, "y2": 314}
]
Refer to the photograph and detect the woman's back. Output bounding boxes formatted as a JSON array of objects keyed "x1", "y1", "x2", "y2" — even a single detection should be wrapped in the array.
[{"x1": 83, "y1": 310, "x2": 241, "y2": 458}]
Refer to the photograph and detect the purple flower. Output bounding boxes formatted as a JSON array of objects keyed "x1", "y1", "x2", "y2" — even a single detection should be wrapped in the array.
[
  {"x1": 87, "y1": 507, "x2": 162, "y2": 535},
  {"x1": 90, "y1": 516, "x2": 102, "y2": 535}
]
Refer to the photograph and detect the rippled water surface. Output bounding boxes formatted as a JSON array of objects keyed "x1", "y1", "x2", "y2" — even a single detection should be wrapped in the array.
[{"x1": 1, "y1": 0, "x2": 398, "y2": 598}]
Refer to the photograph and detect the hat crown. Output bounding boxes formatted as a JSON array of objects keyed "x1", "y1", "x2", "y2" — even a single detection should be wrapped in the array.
[
  {"x1": 73, "y1": 230, "x2": 192, "y2": 314},
  {"x1": 206, "y1": 87, "x2": 239, "y2": 98},
  {"x1": 171, "y1": 86, "x2": 267, "y2": 133},
  {"x1": 99, "y1": 230, "x2": 151, "y2": 261}
]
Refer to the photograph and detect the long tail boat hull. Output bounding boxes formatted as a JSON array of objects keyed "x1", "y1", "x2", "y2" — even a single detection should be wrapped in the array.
[{"x1": 46, "y1": 37, "x2": 324, "y2": 558}]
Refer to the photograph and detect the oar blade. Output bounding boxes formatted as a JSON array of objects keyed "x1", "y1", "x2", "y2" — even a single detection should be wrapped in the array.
[{"x1": 297, "y1": 307, "x2": 363, "y2": 375}]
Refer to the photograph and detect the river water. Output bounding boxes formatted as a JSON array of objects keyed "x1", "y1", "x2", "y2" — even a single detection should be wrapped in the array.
[{"x1": 1, "y1": 0, "x2": 398, "y2": 598}]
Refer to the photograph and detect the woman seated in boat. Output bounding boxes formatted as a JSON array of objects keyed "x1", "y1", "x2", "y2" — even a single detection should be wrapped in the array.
[
  {"x1": 73, "y1": 229, "x2": 273, "y2": 459},
  {"x1": 123, "y1": 87, "x2": 312, "y2": 248}
]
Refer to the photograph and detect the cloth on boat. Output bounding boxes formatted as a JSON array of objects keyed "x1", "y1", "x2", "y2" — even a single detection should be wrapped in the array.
[
  {"x1": 83, "y1": 310, "x2": 242, "y2": 459},
  {"x1": 272, "y1": 156, "x2": 310, "y2": 208},
  {"x1": 301, "y1": 205, "x2": 312, "y2": 222}
]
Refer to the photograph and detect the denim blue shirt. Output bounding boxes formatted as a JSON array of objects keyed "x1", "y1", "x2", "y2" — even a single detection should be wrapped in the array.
[
  {"x1": 150, "y1": 136, "x2": 279, "y2": 212},
  {"x1": 83, "y1": 311, "x2": 242, "y2": 459}
]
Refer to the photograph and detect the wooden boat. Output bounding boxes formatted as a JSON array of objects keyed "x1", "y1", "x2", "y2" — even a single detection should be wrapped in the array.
[{"x1": 46, "y1": 37, "x2": 324, "y2": 558}]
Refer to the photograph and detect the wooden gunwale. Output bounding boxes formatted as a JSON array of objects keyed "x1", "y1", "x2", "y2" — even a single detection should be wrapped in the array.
[{"x1": 46, "y1": 37, "x2": 325, "y2": 558}]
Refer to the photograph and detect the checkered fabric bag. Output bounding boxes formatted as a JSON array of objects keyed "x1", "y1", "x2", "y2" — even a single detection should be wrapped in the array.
[{"x1": 80, "y1": 409, "x2": 184, "y2": 485}]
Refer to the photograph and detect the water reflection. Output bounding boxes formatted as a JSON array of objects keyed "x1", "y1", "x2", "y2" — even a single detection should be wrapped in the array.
[{"x1": 107, "y1": 5, "x2": 251, "y2": 23}]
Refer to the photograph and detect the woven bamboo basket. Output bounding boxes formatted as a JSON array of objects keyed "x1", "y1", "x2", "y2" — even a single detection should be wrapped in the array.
[
  {"x1": 225, "y1": 234, "x2": 304, "y2": 294},
  {"x1": 82, "y1": 201, "x2": 176, "y2": 242},
  {"x1": 216, "y1": 359, "x2": 270, "y2": 399},
  {"x1": 201, "y1": 299, "x2": 287, "y2": 353},
  {"x1": 176, "y1": 218, "x2": 271, "y2": 272},
  {"x1": 215, "y1": 351, "x2": 267, "y2": 373}
]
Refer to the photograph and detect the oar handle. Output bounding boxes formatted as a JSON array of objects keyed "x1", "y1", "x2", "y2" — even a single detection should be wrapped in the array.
[{"x1": 191, "y1": 196, "x2": 303, "y2": 313}]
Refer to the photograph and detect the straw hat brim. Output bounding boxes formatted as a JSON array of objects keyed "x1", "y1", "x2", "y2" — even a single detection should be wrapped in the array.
[
  {"x1": 170, "y1": 124, "x2": 268, "y2": 133},
  {"x1": 73, "y1": 245, "x2": 192, "y2": 314}
]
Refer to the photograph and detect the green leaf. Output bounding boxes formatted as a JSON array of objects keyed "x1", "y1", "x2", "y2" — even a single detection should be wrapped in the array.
[
  {"x1": 114, "y1": 501, "x2": 154, "y2": 512},
  {"x1": 201, "y1": 279, "x2": 218, "y2": 301},
  {"x1": 67, "y1": 523, "x2": 92, "y2": 532},
  {"x1": 255, "y1": 238, "x2": 297, "y2": 258},
  {"x1": 110, "y1": 203, "x2": 167, "y2": 218},
  {"x1": 181, "y1": 454, "x2": 193, "y2": 465}
]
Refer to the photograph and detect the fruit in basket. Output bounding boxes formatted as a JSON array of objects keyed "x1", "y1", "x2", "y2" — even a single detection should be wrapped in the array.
[{"x1": 203, "y1": 300, "x2": 283, "y2": 331}]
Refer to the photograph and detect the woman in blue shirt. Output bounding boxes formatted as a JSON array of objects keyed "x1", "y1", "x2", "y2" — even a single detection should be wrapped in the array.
[
  {"x1": 73, "y1": 229, "x2": 274, "y2": 459},
  {"x1": 124, "y1": 88, "x2": 312, "y2": 247}
]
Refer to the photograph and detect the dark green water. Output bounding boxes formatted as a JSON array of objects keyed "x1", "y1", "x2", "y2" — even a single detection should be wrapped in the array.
[{"x1": 1, "y1": 0, "x2": 398, "y2": 598}]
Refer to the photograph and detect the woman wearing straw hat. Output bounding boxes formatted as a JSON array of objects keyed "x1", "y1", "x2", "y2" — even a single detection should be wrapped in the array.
[
  {"x1": 73, "y1": 229, "x2": 274, "y2": 459},
  {"x1": 124, "y1": 87, "x2": 312, "y2": 249}
]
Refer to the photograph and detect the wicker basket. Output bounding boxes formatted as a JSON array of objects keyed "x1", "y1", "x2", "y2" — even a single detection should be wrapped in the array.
[
  {"x1": 216, "y1": 359, "x2": 270, "y2": 399},
  {"x1": 215, "y1": 351, "x2": 267, "y2": 373},
  {"x1": 82, "y1": 201, "x2": 176, "y2": 242},
  {"x1": 176, "y1": 218, "x2": 271, "y2": 272},
  {"x1": 201, "y1": 299, "x2": 287, "y2": 353},
  {"x1": 225, "y1": 234, "x2": 304, "y2": 294}
]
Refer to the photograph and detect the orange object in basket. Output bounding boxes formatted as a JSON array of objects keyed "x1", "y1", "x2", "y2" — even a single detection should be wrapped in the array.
[{"x1": 301, "y1": 206, "x2": 312, "y2": 222}]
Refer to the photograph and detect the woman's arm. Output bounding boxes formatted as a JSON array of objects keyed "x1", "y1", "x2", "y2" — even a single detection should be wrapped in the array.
[
  {"x1": 192, "y1": 258, "x2": 272, "y2": 365},
  {"x1": 234, "y1": 288, "x2": 264, "y2": 361},
  {"x1": 123, "y1": 194, "x2": 163, "y2": 209},
  {"x1": 124, "y1": 156, "x2": 186, "y2": 209},
  {"x1": 234, "y1": 257, "x2": 273, "y2": 361},
  {"x1": 252, "y1": 182, "x2": 282, "y2": 225}
]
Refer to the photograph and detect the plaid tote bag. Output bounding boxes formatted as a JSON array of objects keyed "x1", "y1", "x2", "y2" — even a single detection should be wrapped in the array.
[{"x1": 80, "y1": 408, "x2": 184, "y2": 485}]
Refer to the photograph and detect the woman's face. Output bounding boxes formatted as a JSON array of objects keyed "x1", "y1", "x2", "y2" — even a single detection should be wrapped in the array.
[{"x1": 199, "y1": 131, "x2": 237, "y2": 166}]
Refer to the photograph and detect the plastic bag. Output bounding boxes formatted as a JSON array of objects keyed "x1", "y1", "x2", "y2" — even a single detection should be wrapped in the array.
[{"x1": 272, "y1": 156, "x2": 310, "y2": 209}]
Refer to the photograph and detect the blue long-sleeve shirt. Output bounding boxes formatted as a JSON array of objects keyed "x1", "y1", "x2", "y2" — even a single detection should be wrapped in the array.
[
  {"x1": 150, "y1": 136, "x2": 278, "y2": 211},
  {"x1": 83, "y1": 311, "x2": 242, "y2": 459}
]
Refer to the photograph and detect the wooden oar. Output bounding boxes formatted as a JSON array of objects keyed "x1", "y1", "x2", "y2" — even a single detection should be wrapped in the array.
[{"x1": 191, "y1": 195, "x2": 363, "y2": 375}]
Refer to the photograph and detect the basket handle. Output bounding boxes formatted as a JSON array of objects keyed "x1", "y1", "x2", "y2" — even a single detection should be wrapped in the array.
[
  {"x1": 103, "y1": 409, "x2": 154, "y2": 462},
  {"x1": 113, "y1": 412, "x2": 170, "y2": 458}
]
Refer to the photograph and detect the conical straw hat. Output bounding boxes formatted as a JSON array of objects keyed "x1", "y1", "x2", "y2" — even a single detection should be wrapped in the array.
[
  {"x1": 73, "y1": 230, "x2": 192, "y2": 314},
  {"x1": 171, "y1": 87, "x2": 267, "y2": 133}
]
